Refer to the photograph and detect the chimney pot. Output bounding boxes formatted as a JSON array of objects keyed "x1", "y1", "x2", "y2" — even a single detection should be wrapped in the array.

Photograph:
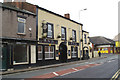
[{"x1": 64, "y1": 13, "x2": 70, "y2": 19}]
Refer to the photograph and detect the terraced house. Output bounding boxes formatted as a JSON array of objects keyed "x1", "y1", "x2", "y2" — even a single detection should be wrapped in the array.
[{"x1": 0, "y1": 2, "x2": 36, "y2": 70}]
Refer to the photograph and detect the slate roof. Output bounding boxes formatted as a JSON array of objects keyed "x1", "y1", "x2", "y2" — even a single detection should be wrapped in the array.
[
  {"x1": 89, "y1": 36, "x2": 115, "y2": 45},
  {"x1": 0, "y1": 3, "x2": 36, "y2": 16},
  {"x1": 82, "y1": 30, "x2": 89, "y2": 33}
]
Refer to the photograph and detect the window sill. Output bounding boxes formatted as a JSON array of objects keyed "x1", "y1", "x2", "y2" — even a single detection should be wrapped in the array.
[
  {"x1": 45, "y1": 58, "x2": 54, "y2": 60},
  {"x1": 13, "y1": 62, "x2": 29, "y2": 65},
  {"x1": 17, "y1": 33, "x2": 26, "y2": 36},
  {"x1": 47, "y1": 37, "x2": 54, "y2": 39},
  {"x1": 72, "y1": 41, "x2": 76, "y2": 43},
  {"x1": 61, "y1": 39, "x2": 67, "y2": 41}
]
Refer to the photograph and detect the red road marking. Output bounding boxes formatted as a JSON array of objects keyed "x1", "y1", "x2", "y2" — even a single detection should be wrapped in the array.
[
  {"x1": 56, "y1": 68, "x2": 76, "y2": 75},
  {"x1": 33, "y1": 73, "x2": 56, "y2": 78},
  {"x1": 31, "y1": 63, "x2": 101, "y2": 79},
  {"x1": 88, "y1": 64, "x2": 101, "y2": 67},
  {"x1": 75, "y1": 65, "x2": 90, "y2": 70}
]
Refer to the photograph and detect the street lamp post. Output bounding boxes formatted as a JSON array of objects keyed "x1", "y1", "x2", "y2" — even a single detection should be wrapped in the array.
[{"x1": 79, "y1": 8, "x2": 87, "y2": 60}]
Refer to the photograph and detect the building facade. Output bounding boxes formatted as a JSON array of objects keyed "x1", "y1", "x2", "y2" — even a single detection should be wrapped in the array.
[
  {"x1": 82, "y1": 30, "x2": 90, "y2": 59},
  {"x1": 36, "y1": 6, "x2": 83, "y2": 65},
  {"x1": 115, "y1": 41, "x2": 120, "y2": 54},
  {"x1": 0, "y1": 3, "x2": 36, "y2": 70},
  {"x1": 89, "y1": 36, "x2": 115, "y2": 55},
  {"x1": 113, "y1": 33, "x2": 120, "y2": 54}
]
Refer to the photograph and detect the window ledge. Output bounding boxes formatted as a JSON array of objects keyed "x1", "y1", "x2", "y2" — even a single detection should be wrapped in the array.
[
  {"x1": 61, "y1": 39, "x2": 67, "y2": 41},
  {"x1": 13, "y1": 62, "x2": 29, "y2": 65},
  {"x1": 17, "y1": 33, "x2": 26, "y2": 36}
]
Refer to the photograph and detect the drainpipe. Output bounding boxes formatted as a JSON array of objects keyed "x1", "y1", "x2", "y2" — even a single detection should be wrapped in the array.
[{"x1": 79, "y1": 25, "x2": 82, "y2": 60}]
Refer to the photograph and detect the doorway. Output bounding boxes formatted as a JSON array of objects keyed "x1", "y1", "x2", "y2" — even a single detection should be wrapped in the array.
[
  {"x1": 0, "y1": 44, "x2": 7, "y2": 70},
  {"x1": 59, "y1": 42, "x2": 67, "y2": 63}
]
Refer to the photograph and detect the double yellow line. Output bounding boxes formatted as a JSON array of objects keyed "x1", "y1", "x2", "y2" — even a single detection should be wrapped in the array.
[{"x1": 111, "y1": 69, "x2": 120, "y2": 80}]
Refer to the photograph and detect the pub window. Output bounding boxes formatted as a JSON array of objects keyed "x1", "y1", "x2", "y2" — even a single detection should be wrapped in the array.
[
  {"x1": 18, "y1": 17, "x2": 26, "y2": 34},
  {"x1": 72, "y1": 30, "x2": 76, "y2": 42},
  {"x1": 61, "y1": 27, "x2": 66, "y2": 40},
  {"x1": 38, "y1": 45, "x2": 43, "y2": 60},
  {"x1": 47, "y1": 23, "x2": 54, "y2": 38},
  {"x1": 71, "y1": 46, "x2": 77, "y2": 58},
  {"x1": 13, "y1": 44, "x2": 28, "y2": 64},
  {"x1": 45, "y1": 46, "x2": 54, "y2": 60},
  {"x1": 84, "y1": 34, "x2": 87, "y2": 44}
]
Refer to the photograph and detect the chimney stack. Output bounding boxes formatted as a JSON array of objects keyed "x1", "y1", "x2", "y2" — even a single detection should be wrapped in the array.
[{"x1": 64, "y1": 13, "x2": 70, "y2": 19}]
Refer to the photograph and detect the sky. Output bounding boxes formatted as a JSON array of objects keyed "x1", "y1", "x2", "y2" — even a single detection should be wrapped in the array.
[{"x1": 1, "y1": 0, "x2": 119, "y2": 39}]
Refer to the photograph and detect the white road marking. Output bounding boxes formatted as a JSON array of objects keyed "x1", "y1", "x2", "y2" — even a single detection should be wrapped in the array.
[
  {"x1": 53, "y1": 72, "x2": 59, "y2": 76},
  {"x1": 108, "y1": 61, "x2": 112, "y2": 62},
  {"x1": 85, "y1": 62, "x2": 89, "y2": 64},
  {"x1": 72, "y1": 68, "x2": 78, "y2": 71}
]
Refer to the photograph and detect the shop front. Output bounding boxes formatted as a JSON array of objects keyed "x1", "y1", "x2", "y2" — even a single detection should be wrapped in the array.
[{"x1": 1, "y1": 39, "x2": 36, "y2": 70}]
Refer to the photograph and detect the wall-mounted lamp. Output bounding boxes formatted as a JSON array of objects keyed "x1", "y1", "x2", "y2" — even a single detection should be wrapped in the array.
[{"x1": 57, "y1": 33, "x2": 61, "y2": 38}]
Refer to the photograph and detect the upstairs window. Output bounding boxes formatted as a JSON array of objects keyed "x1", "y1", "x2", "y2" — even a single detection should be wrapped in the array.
[
  {"x1": 84, "y1": 34, "x2": 87, "y2": 44},
  {"x1": 61, "y1": 27, "x2": 66, "y2": 40},
  {"x1": 18, "y1": 17, "x2": 26, "y2": 34},
  {"x1": 47, "y1": 23, "x2": 54, "y2": 38},
  {"x1": 72, "y1": 30, "x2": 76, "y2": 42}
]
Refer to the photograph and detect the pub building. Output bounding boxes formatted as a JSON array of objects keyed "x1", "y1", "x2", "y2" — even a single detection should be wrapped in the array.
[{"x1": 36, "y1": 5, "x2": 83, "y2": 65}]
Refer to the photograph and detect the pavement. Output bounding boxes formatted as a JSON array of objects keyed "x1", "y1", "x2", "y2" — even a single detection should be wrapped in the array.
[{"x1": 0, "y1": 56, "x2": 106, "y2": 75}]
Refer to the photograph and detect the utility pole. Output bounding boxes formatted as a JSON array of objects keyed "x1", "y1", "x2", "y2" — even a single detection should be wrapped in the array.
[{"x1": 79, "y1": 8, "x2": 87, "y2": 60}]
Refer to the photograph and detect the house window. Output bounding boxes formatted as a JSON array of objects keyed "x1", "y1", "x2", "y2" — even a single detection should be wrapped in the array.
[
  {"x1": 13, "y1": 44, "x2": 28, "y2": 64},
  {"x1": 18, "y1": 17, "x2": 26, "y2": 34},
  {"x1": 38, "y1": 45, "x2": 43, "y2": 60},
  {"x1": 61, "y1": 27, "x2": 66, "y2": 40},
  {"x1": 84, "y1": 34, "x2": 87, "y2": 44},
  {"x1": 47, "y1": 23, "x2": 53, "y2": 38},
  {"x1": 72, "y1": 30, "x2": 76, "y2": 42},
  {"x1": 45, "y1": 46, "x2": 54, "y2": 60},
  {"x1": 71, "y1": 46, "x2": 77, "y2": 58}
]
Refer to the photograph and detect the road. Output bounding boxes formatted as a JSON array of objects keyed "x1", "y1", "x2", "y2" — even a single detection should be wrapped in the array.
[{"x1": 1, "y1": 54, "x2": 120, "y2": 80}]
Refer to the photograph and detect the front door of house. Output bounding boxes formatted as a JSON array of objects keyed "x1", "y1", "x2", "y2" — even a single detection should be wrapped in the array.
[
  {"x1": 59, "y1": 42, "x2": 67, "y2": 63},
  {"x1": 0, "y1": 44, "x2": 7, "y2": 70}
]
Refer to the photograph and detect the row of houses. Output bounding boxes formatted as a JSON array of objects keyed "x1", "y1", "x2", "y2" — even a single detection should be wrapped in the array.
[{"x1": 0, "y1": 1, "x2": 90, "y2": 70}]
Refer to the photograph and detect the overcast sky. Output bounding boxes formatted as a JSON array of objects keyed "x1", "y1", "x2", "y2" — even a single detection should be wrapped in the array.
[{"x1": 1, "y1": 0, "x2": 119, "y2": 39}]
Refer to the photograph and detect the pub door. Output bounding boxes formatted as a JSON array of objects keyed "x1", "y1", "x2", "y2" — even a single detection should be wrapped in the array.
[{"x1": 59, "y1": 42, "x2": 67, "y2": 63}]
